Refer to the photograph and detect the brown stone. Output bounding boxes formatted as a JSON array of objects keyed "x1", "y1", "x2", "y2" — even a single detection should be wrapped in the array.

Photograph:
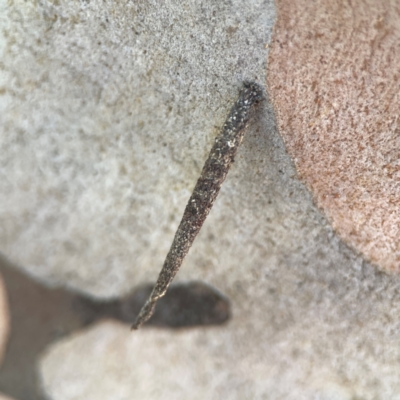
[{"x1": 268, "y1": 0, "x2": 400, "y2": 272}]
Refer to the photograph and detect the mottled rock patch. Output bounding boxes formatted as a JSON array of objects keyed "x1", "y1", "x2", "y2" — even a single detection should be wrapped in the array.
[{"x1": 268, "y1": 0, "x2": 400, "y2": 272}]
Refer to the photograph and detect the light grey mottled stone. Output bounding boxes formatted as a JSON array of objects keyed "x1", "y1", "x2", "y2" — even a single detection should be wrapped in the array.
[
  {"x1": 0, "y1": 0, "x2": 274, "y2": 296},
  {"x1": 40, "y1": 307, "x2": 400, "y2": 400},
  {"x1": 3, "y1": 0, "x2": 400, "y2": 399}
]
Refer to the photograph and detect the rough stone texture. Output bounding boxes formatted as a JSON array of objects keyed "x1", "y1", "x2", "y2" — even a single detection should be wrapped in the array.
[
  {"x1": 3, "y1": 0, "x2": 400, "y2": 399},
  {"x1": 41, "y1": 291, "x2": 400, "y2": 400},
  {"x1": 0, "y1": 0, "x2": 273, "y2": 297},
  {"x1": 0, "y1": 273, "x2": 10, "y2": 366},
  {"x1": 268, "y1": 0, "x2": 400, "y2": 273}
]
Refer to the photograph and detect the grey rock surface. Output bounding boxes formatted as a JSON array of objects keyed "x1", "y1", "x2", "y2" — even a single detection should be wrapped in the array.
[
  {"x1": 2, "y1": 0, "x2": 400, "y2": 399},
  {"x1": 0, "y1": 0, "x2": 273, "y2": 297}
]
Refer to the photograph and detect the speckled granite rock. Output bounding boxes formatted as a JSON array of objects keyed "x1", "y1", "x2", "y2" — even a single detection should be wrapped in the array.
[{"x1": 3, "y1": 0, "x2": 400, "y2": 399}]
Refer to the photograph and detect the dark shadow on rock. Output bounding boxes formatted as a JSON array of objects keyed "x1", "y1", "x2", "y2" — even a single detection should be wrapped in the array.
[
  {"x1": 123, "y1": 281, "x2": 230, "y2": 328},
  {"x1": 0, "y1": 255, "x2": 230, "y2": 400},
  {"x1": 73, "y1": 282, "x2": 231, "y2": 329}
]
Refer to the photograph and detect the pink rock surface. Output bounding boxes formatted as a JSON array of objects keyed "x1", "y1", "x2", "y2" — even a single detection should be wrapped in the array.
[{"x1": 268, "y1": 0, "x2": 400, "y2": 272}]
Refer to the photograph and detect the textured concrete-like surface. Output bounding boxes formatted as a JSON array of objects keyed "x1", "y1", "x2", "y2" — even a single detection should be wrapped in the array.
[
  {"x1": 41, "y1": 261, "x2": 400, "y2": 400},
  {"x1": 0, "y1": 0, "x2": 273, "y2": 297},
  {"x1": 268, "y1": 0, "x2": 400, "y2": 272},
  {"x1": 3, "y1": 0, "x2": 400, "y2": 399}
]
